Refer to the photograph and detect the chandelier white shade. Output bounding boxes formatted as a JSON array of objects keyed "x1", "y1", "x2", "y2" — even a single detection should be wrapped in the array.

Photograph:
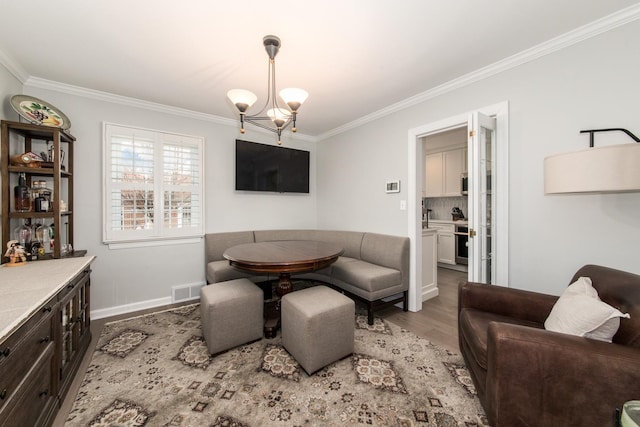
[
  {"x1": 279, "y1": 88, "x2": 309, "y2": 112},
  {"x1": 226, "y1": 89, "x2": 257, "y2": 113},
  {"x1": 227, "y1": 35, "x2": 307, "y2": 145}
]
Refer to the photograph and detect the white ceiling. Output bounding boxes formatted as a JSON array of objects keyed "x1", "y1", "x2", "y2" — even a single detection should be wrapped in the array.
[{"x1": 1, "y1": 1, "x2": 638, "y2": 137}]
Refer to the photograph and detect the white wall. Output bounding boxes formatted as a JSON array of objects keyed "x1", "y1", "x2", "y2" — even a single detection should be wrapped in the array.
[
  {"x1": 316, "y1": 117, "x2": 411, "y2": 236},
  {"x1": 2, "y1": 18, "x2": 639, "y2": 311},
  {"x1": 1, "y1": 84, "x2": 317, "y2": 312},
  {"x1": 0, "y1": 64, "x2": 22, "y2": 119},
  {"x1": 317, "y1": 20, "x2": 640, "y2": 295}
]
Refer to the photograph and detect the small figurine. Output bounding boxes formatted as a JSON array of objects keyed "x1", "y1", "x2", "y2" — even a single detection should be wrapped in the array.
[{"x1": 4, "y1": 240, "x2": 27, "y2": 266}]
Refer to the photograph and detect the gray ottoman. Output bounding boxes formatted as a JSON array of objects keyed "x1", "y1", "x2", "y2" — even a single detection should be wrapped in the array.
[
  {"x1": 281, "y1": 285, "x2": 355, "y2": 374},
  {"x1": 200, "y1": 278, "x2": 263, "y2": 355}
]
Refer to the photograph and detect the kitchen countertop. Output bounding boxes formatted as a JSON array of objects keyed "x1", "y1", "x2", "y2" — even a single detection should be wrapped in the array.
[
  {"x1": 428, "y1": 219, "x2": 468, "y2": 225},
  {"x1": 422, "y1": 219, "x2": 468, "y2": 230},
  {"x1": 0, "y1": 256, "x2": 96, "y2": 343}
]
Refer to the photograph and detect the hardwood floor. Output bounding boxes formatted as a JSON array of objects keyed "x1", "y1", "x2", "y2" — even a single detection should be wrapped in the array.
[
  {"x1": 53, "y1": 268, "x2": 464, "y2": 425},
  {"x1": 52, "y1": 302, "x2": 192, "y2": 427},
  {"x1": 380, "y1": 267, "x2": 465, "y2": 351}
]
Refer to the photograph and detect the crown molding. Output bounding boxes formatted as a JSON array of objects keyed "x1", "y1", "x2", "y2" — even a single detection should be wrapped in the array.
[
  {"x1": 24, "y1": 76, "x2": 237, "y2": 126},
  {"x1": 317, "y1": 3, "x2": 640, "y2": 141},
  {"x1": 0, "y1": 50, "x2": 29, "y2": 83},
  {"x1": 22, "y1": 76, "x2": 316, "y2": 142},
  {"x1": 6, "y1": 4, "x2": 639, "y2": 143}
]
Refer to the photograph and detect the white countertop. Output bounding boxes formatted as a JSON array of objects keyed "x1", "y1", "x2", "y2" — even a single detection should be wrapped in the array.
[
  {"x1": 0, "y1": 256, "x2": 96, "y2": 343},
  {"x1": 428, "y1": 219, "x2": 468, "y2": 225}
]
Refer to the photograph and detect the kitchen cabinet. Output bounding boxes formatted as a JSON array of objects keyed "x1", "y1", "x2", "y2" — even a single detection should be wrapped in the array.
[
  {"x1": 0, "y1": 257, "x2": 94, "y2": 427},
  {"x1": 1, "y1": 120, "x2": 79, "y2": 263},
  {"x1": 422, "y1": 229, "x2": 438, "y2": 300},
  {"x1": 425, "y1": 153, "x2": 443, "y2": 197},
  {"x1": 429, "y1": 221, "x2": 456, "y2": 265},
  {"x1": 424, "y1": 148, "x2": 464, "y2": 197}
]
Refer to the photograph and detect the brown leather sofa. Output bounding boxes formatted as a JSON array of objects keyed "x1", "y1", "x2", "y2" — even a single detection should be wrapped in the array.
[{"x1": 458, "y1": 264, "x2": 640, "y2": 427}]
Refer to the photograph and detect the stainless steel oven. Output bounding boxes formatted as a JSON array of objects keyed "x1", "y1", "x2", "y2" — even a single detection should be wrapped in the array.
[{"x1": 455, "y1": 224, "x2": 468, "y2": 265}]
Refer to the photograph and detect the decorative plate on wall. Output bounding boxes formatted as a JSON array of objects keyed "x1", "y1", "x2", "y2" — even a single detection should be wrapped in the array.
[{"x1": 10, "y1": 95, "x2": 71, "y2": 130}]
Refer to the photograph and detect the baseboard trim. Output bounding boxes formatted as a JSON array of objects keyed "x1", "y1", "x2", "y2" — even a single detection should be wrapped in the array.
[
  {"x1": 91, "y1": 296, "x2": 175, "y2": 321},
  {"x1": 422, "y1": 286, "x2": 439, "y2": 301}
]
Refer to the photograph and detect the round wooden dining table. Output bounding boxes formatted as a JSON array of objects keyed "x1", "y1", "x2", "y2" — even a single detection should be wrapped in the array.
[
  {"x1": 223, "y1": 240, "x2": 344, "y2": 337},
  {"x1": 223, "y1": 240, "x2": 344, "y2": 296}
]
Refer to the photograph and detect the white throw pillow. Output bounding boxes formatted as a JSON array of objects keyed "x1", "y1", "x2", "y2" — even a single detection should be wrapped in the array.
[{"x1": 544, "y1": 276, "x2": 630, "y2": 342}]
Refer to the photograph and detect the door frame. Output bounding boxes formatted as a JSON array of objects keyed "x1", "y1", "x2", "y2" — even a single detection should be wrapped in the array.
[{"x1": 406, "y1": 101, "x2": 509, "y2": 312}]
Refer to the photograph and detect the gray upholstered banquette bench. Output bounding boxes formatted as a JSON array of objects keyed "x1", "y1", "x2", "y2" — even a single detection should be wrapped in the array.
[{"x1": 204, "y1": 229, "x2": 410, "y2": 324}]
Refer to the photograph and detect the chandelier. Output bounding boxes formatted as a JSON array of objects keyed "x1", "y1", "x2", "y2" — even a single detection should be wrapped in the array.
[{"x1": 227, "y1": 35, "x2": 308, "y2": 145}]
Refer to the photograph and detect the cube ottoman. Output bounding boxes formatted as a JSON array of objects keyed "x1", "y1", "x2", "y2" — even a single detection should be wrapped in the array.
[
  {"x1": 200, "y1": 278, "x2": 263, "y2": 354},
  {"x1": 281, "y1": 285, "x2": 355, "y2": 374}
]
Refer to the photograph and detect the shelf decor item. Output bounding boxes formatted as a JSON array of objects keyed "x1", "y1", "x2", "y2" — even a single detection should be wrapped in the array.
[
  {"x1": 4, "y1": 240, "x2": 27, "y2": 266},
  {"x1": 10, "y1": 95, "x2": 71, "y2": 130},
  {"x1": 9, "y1": 151, "x2": 44, "y2": 167}
]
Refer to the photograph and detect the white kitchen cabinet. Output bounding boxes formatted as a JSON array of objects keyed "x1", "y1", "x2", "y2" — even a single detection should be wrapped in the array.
[
  {"x1": 424, "y1": 148, "x2": 464, "y2": 197},
  {"x1": 443, "y1": 149, "x2": 463, "y2": 196},
  {"x1": 422, "y1": 229, "x2": 437, "y2": 300},
  {"x1": 425, "y1": 153, "x2": 443, "y2": 197},
  {"x1": 438, "y1": 233, "x2": 455, "y2": 264},
  {"x1": 429, "y1": 221, "x2": 456, "y2": 265}
]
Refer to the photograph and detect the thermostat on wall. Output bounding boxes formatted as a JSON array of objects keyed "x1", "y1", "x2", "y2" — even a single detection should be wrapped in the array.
[{"x1": 385, "y1": 180, "x2": 400, "y2": 193}]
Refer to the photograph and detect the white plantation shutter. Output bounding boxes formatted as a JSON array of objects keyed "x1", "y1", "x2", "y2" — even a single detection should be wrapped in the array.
[{"x1": 103, "y1": 123, "x2": 204, "y2": 243}]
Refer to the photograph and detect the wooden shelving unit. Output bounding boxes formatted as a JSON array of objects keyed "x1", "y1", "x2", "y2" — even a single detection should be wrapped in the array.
[{"x1": 1, "y1": 120, "x2": 80, "y2": 263}]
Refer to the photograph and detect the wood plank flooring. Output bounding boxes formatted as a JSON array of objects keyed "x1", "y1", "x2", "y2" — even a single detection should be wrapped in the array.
[
  {"x1": 53, "y1": 268, "x2": 464, "y2": 425},
  {"x1": 380, "y1": 267, "x2": 464, "y2": 351}
]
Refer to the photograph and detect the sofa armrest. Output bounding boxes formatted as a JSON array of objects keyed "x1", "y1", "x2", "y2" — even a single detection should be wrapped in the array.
[
  {"x1": 458, "y1": 282, "x2": 558, "y2": 324},
  {"x1": 485, "y1": 322, "x2": 640, "y2": 427}
]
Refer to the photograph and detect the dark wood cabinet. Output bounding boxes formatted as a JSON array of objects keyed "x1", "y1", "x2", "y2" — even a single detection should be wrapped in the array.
[
  {"x1": 0, "y1": 300, "x2": 57, "y2": 427},
  {"x1": 0, "y1": 261, "x2": 92, "y2": 427},
  {"x1": 57, "y1": 269, "x2": 91, "y2": 400},
  {"x1": 1, "y1": 120, "x2": 77, "y2": 263}
]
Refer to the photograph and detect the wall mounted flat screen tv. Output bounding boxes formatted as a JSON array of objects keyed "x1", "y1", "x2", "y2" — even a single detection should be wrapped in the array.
[{"x1": 235, "y1": 139, "x2": 310, "y2": 193}]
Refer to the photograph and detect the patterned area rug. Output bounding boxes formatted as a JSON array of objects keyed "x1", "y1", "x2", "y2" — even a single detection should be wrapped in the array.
[{"x1": 65, "y1": 304, "x2": 488, "y2": 426}]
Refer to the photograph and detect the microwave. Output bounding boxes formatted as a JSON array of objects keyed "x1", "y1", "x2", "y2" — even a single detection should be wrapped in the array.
[{"x1": 461, "y1": 173, "x2": 468, "y2": 195}]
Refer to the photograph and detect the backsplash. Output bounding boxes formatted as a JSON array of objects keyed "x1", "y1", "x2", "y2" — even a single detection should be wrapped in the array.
[{"x1": 423, "y1": 197, "x2": 468, "y2": 221}]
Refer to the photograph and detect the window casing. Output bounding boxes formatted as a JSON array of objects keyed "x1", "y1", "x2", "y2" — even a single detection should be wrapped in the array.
[{"x1": 103, "y1": 123, "x2": 204, "y2": 244}]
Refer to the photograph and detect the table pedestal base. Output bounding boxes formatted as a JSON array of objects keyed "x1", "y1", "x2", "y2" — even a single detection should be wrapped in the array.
[
  {"x1": 276, "y1": 272, "x2": 293, "y2": 297},
  {"x1": 263, "y1": 273, "x2": 295, "y2": 338},
  {"x1": 264, "y1": 299, "x2": 280, "y2": 339}
]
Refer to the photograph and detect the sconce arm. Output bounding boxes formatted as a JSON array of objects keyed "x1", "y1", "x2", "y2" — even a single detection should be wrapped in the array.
[{"x1": 580, "y1": 128, "x2": 640, "y2": 147}]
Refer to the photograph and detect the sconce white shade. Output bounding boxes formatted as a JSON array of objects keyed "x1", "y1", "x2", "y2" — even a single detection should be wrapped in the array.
[
  {"x1": 227, "y1": 89, "x2": 257, "y2": 112},
  {"x1": 544, "y1": 143, "x2": 640, "y2": 194},
  {"x1": 279, "y1": 88, "x2": 308, "y2": 111}
]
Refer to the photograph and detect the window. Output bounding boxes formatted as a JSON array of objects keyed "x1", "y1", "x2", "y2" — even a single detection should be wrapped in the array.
[{"x1": 103, "y1": 123, "x2": 204, "y2": 244}]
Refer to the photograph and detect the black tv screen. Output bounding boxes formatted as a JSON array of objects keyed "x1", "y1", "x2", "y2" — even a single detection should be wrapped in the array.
[{"x1": 235, "y1": 139, "x2": 310, "y2": 193}]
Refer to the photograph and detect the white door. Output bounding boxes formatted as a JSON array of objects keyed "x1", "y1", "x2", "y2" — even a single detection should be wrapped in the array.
[{"x1": 467, "y1": 112, "x2": 496, "y2": 283}]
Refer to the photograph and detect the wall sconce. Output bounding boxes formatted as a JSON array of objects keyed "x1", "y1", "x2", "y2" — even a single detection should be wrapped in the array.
[{"x1": 544, "y1": 128, "x2": 640, "y2": 194}]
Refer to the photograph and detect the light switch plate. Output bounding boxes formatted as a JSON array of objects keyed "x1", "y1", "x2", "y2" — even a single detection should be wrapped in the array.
[{"x1": 400, "y1": 200, "x2": 407, "y2": 210}]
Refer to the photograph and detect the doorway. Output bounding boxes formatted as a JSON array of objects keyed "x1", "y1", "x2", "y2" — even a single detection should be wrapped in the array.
[
  {"x1": 406, "y1": 101, "x2": 509, "y2": 313},
  {"x1": 422, "y1": 126, "x2": 469, "y2": 274}
]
